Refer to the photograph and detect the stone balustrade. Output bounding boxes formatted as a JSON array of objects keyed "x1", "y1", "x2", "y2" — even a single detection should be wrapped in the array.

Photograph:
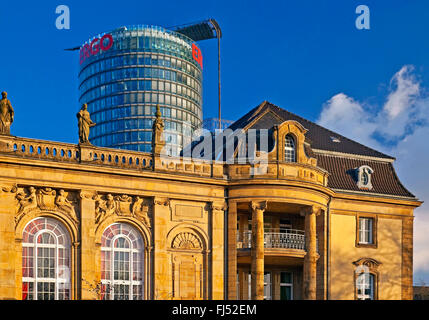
[
  {"x1": 0, "y1": 136, "x2": 80, "y2": 163},
  {"x1": 0, "y1": 136, "x2": 329, "y2": 185}
]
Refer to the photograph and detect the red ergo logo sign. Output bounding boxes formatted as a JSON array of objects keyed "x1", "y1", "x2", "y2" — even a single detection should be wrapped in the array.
[
  {"x1": 192, "y1": 43, "x2": 203, "y2": 69},
  {"x1": 80, "y1": 34, "x2": 114, "y2": 64},
  {"x1": 80, "y1": 33, "x2": 202, "y2": 69}
]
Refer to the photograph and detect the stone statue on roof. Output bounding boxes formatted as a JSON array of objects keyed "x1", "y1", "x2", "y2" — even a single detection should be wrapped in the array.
[
  {"x1": 0, "y1": 91, "x2": 14, "y2": 135},
  {"x1": 152, "y1": 105, "x2": 165, "y2": 154},
  {"x1": 77, "y1": 103, "x2": 96, "y2": 144}
]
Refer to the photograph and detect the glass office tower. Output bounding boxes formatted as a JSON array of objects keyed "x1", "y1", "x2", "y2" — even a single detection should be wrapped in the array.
[{"x1": 78, "y1": 25, "x2": 203, "y2": 155}]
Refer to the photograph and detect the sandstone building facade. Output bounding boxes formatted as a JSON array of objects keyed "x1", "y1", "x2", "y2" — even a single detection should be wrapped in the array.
[{"x1": 0, "y1": 101, "x2": 421, "y2": 300}]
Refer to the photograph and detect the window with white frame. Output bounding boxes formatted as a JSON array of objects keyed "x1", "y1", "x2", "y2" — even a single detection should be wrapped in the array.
[
  {"x1": 280, "y1": 272, "x2": 293, "y2": 300},
  {"x1": 284, "y1": 135, "x2": 296, "y2": 162},
  {"x1": 22, "y1": 217, "x2": 71, "y2": 300},
  {"x1": 246, "y1": 272, "x2": 273, "y2": 300},
  {"x1": 101, "y1": 223, "x2": 144, "y2": 300},
  {"x1": 263, "y1": 272, "x2": 272, "y2": 300},
  {"x1": 359, "y1": 217, "x2": 373, "y2": 244},
  {"x1": 356, "y1": 272, "x2": 375, "y2": 300}
]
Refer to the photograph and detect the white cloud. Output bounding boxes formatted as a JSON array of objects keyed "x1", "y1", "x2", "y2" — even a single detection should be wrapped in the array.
[
  {"x1": 316, "y1": 65, "x2": 429, "y2": 281},
  {"x1": 318, "y1": 93, "x2": 377, "y2": 147}
]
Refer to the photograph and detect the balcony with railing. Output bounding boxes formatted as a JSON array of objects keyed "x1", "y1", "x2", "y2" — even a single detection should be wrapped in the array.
[
  {"x1": 238, "y1": 229, "x2": 306, "y2": 250},
  {"x1": 237, "y1": 228, "x2": 317, "y2": 260}
]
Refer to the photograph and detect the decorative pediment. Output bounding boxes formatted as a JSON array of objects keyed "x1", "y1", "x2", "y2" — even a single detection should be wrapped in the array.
[{"x1": 352, "y1": 257, "x2": 382, "y2": 271}]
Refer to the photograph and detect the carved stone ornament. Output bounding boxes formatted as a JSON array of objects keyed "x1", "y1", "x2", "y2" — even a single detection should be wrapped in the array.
[
  {"x1": 210, "y1": 202, "x2": 228, "y2": 212},
  {"x1": 153, "y1": 197, "x2": 170, "y2": 207},
  {"x1": 94, "y1": 193, "x2": 152, "y2": 228},
  {"x1": 352, "y1": 257, "x2": 382, "y2": 270},
  {"x1": 171, "y1": 232, "x2": 202, "y2": 250},
  {"x1": 250, "y1": 200, "x2": 267, "y2": 212},
  {"x1": 15, "y1": 186, "x2": 79, "y2": 225},
  {"x1": 300, "y1": 205, "x2": 322, "y2": 217},
  {"x1": 1, "y1": 184, "x2": 17, "y2": 193}
]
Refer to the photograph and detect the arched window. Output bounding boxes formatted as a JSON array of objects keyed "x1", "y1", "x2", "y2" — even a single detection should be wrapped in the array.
[
  {"x1": 22, "y1": 217, "x2": 71, "y2": 300},
  {"x1": 353, "y1": 257, "x2": 380, "y2": 300},
  {"x1": 101, "y1": 223, "x2": 144, "y2": 300},
  {"x1": 284, "y1": 135, "x2": 296, "y2": 162},
  {"x1": 356, "y1": 272, "x2": 375, "y2": 300}
]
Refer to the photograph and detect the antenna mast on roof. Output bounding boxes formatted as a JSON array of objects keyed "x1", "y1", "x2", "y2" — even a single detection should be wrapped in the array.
[{"x1": 171, "y1": 19, "x2": 222, "y2": 130}]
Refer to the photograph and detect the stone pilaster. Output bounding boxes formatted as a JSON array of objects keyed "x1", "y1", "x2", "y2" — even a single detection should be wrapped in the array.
[
  {"x1": 0, "y1": 184, "x2": 18, "y2": 299},
  {"x1": 79, "y1": 190, "x2": 97, "y2": 300},
  {"x1": 227, "y1": 201, "x2": 237, "y2": 299},
  {"x1": 402, "y1": 216, "x2": 414, "y2": 300},
  {"x1": 301, "y1": 205, "x2": 320, "y2": 300},
  {"x1": 250, "y1": 200, "x2": 267, "y2": 300},
  {"x1": 238, "y1": 267, "x2": 249, "y2": 300},
  {"x1": 153, "y1": 197, "x2": 170, "y2": 299},
  {"x1": 210, "y1": 201, "x2": 227, "y2": 299}
]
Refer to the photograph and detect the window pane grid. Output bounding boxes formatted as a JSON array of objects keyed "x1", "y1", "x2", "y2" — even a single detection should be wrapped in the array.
[
  {"x1": 357, "y1": 273, "x2": 374, "y2": 300},
  {"x1": 359, "y1": 218, "x2": 373, "y2": 244},
  {"x1": 101, "y1": 223, "x2": 144, "y2": 300},
  {"x1": 284, "y1": 135, "x2": 296, "y2": 162},
  {"x1": 22, "y1": 217, "x2": 71, "y2": 300}
]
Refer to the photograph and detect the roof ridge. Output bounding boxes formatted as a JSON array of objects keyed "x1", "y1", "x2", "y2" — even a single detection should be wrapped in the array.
[{"x1": 263, "y1": 101, "x2": 395, "y2": 160}]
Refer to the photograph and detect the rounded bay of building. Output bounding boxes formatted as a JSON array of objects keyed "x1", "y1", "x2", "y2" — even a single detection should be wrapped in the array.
[{"x1": 78, "y1": 25, "x2": 203, "y2": 155}]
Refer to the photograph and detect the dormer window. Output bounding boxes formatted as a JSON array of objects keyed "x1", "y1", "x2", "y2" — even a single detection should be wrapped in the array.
[
  {"x1": 330, "y1": 136, "x2": 341, "y2": 143},
  {"x1": 356, "y1": 165, "x2": 374, "y2": 190},
  {"x1": 284, "y1": 135, "x2": 296, "y2": 162}
]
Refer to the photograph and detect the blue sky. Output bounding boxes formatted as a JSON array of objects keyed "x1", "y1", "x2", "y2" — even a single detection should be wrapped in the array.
[{"x1": 1, "y1": 1, "x2": 429, "y2": 284}]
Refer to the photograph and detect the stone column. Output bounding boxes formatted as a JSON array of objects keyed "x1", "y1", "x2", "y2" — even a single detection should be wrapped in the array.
[
  {"x1": 227, "y1": 201, "x2": 237, "y2": 300},
  {"x1": 153, "y1": 197, "x2": 170, "y2": 299},
  {"x1": 301, "y1": 206, "x2": 320, "y2": 300},
  {"x1": 79, "y1": 190, "x2": 97, "y2": 300},
  {"x1": 210, "y1": 201, "x2": 226, "y2": 299},
  {"x1": 250, "y1": 201, "x2": 267, "y2": 300}
]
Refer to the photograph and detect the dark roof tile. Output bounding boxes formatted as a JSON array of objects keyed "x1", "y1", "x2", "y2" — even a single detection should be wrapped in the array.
[
  {"x1": 228, "y1": 101, "x2": 414, "y2": 198},
  {"x1": 316, "y1": 154, "x2": 415, "y2": 198},
  {"x1": 229, "y1": 101, "x2": 395, "y2": 159}
]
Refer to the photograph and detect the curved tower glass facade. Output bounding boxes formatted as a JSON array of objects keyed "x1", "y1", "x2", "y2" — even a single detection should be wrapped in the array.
[{"x1": 78, "y1": 25, "x2": 203, "y2": 155}]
